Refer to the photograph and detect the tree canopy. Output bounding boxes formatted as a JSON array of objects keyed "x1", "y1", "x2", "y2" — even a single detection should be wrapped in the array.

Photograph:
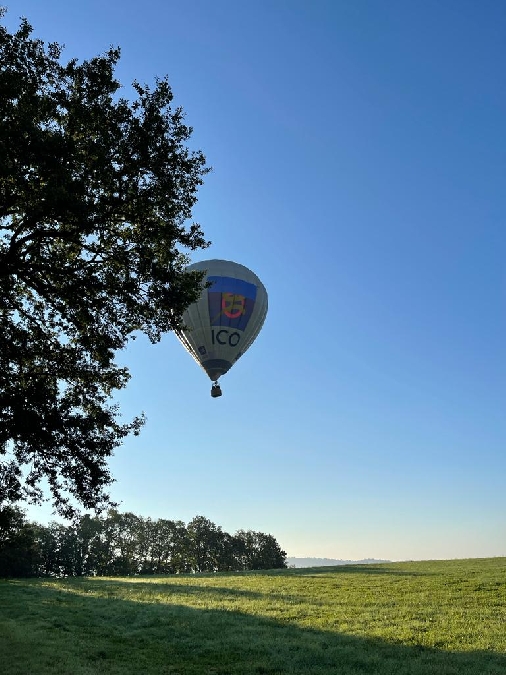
[
  {"x1": 0, "y1": 507, "x2": 288, "y2": 576},
  {"x1": 0, "y1": 11, "x2": 210, "y2": 515}
]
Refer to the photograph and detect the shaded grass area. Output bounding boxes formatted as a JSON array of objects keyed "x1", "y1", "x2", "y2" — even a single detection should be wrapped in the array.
[{"x1": 1, "y1": 558, "x2": 505, "y2": 674}]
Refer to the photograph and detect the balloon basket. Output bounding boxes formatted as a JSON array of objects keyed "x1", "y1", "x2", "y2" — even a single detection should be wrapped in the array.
[{"x1": 211, "y1": 382, "x2": 222, "y2": 398}]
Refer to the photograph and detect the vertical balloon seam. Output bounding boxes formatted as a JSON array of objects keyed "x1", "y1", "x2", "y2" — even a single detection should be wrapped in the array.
[
  {"x1": 194, "y1": 269, "x2": 208, "y2": 370},
  {"x1": 176, "y1": 269, "x2": 206, "y2": 369}
]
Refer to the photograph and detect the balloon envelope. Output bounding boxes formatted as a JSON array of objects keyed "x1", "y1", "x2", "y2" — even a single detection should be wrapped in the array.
[{"x1": 175, "y1": 259, "x2": 268, "y2": 385}]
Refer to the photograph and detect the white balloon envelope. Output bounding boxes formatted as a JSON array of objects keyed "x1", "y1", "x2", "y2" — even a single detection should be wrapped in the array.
[{"x1": 175, "y1": 259, "x2": 268, "y2": 396}]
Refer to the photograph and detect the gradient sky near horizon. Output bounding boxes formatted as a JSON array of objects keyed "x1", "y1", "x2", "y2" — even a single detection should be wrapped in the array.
[{"x1": 5, "y1": 0, "x2": 505, "y2": 561}]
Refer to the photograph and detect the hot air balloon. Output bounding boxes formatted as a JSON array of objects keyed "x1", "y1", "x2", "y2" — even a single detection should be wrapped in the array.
[{"x1": 175, "y1": 259, "x2": 268, "y2": 397}]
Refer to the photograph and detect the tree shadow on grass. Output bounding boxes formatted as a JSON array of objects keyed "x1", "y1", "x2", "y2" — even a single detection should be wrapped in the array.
[{"x1": 2, "y1": 579, "x2": 505, "y2": 675}]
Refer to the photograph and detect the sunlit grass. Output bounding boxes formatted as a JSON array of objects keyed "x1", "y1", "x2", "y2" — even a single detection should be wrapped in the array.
[{"x1": 1, "y1": 558, "x2": 505, "y2": 674}]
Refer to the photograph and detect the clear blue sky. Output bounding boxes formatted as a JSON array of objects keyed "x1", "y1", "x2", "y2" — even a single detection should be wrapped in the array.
[{"x1": 7, "y1": 0, "x2": 505, "y2": 561}]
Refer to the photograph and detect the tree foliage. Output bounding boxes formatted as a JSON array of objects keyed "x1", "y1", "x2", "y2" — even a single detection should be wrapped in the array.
[
  {"x1": 0, "y1": 504, "x2": 40, "y2": 576},
  {"x1": 0, "y1": 11, "x2": 210, "y2": 515},
  {"x1": 0, "y1": 508, "x2": 287, "y2": 576}
]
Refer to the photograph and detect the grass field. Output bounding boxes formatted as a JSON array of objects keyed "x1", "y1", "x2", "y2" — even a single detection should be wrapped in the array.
[{"x1": 1, "y1": 557, "x2": 505, "y2": 674}]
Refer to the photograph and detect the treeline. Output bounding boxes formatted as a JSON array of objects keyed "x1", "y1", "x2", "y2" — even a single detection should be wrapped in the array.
[{"x1": 0, "y1": 507, "x2": 287, "y2": 577}]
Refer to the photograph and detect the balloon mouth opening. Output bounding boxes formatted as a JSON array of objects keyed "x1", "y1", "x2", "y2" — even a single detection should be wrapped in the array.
[{"x1": 201, "y1": 358, "x2": 232, "y2": 382}]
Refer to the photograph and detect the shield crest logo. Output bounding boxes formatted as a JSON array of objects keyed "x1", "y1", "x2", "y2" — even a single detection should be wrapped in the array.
[{"x1": 207, "y1": 276, "x2": 257, "y2": 331}]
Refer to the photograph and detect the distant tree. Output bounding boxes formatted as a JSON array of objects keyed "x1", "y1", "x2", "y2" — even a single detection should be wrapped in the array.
[
  {"x1": 99, "y1": 510, "x2": 142, "y2": 575},
  {"x1": 215, "y1": 532, "x2": 244, "y2": 572},
  {"x1": 0, "y1": 505, "x2": 40, "y2": 576},
  {"x1": 33, "y1": 520, "x2": 61, "y2": 576},
  {"x1": 235, "y1": 530, "x2": 287, "y2": 570},
  {"x1": 70, "y1": 514, "x2": 103, "y2": 576},
  {"x1": 38, "y1": 521, "x2": 80, "y2": 576},
  {"x1": 0, "y1": 10, "x2": 210, "y2": 516},
  {"x1": 186, "y1": 516, "x2": 226, "y2": 573},
  {"x1": 139, "y1": 517, "x2": 189, "y2": 574}
]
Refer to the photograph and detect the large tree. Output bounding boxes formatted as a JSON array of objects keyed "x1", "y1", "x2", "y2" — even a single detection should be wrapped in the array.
[{"x1": 0, "y1": 11, "x2": 210, "y2": 516}]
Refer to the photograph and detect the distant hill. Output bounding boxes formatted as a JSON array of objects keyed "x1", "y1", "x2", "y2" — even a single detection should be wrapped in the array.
[{"x1": 286, "y1": 557, "x2": 390, "y2": 568}]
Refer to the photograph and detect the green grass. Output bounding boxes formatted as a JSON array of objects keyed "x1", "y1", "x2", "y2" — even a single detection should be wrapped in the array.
[{"x1": 1, "y1": 558, "x2": 505, "y2": 674}]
